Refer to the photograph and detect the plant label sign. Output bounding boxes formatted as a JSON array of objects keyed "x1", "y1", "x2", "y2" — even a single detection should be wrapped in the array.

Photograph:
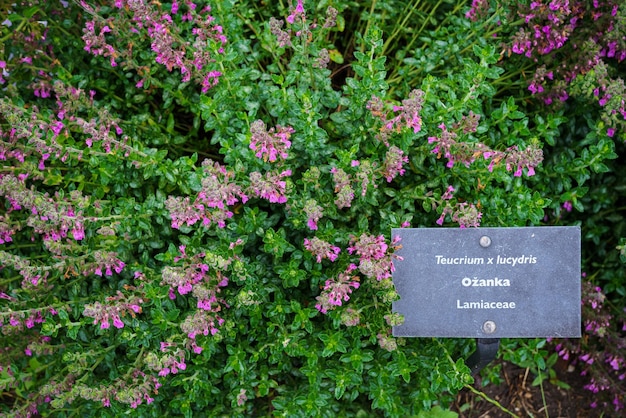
[{"x1": 391, "y1": 227, "x2": 581, "y2": 338}]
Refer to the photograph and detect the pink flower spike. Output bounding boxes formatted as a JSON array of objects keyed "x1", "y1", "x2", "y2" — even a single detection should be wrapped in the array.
[
  {"x1": 112, "y1": 316, "x2": 124, "y2": 329},
  {"x1": 287, "y1": 0, "x2": 305, "y2": 24},
  {"x1": 442, "y1": 185, "x2": 455, "y2": 200}
]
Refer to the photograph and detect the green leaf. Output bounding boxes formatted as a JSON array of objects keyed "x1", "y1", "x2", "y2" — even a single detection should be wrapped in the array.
[
  {"x1": 166, "y1": 112, "x2": 175, "y2": 133},
  {"x1": 329, "y1": 49, "x2": 344, "y2": 64},
  {"x1": 591, "y1": 162, "x2": 610, "y2": 173},
  {"x1": 58, "y1": 309, "x2": 69, "y2": 322},
  {"x1": 66, "y1": 324, "x2": 79, "y2": 340},
  {"x1": 416, "y1": 405, "x2": 459, "y2": 418}
]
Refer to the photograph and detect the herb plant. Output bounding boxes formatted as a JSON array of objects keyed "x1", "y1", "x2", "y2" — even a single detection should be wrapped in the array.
[{"x1": 1, "y1": 0, "x2": 625, "y2": 416}]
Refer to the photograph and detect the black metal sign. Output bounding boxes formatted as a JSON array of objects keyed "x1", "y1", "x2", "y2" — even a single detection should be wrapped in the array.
[{"x1": 391, "y1": 227, "x2": 581, "y2": 338}]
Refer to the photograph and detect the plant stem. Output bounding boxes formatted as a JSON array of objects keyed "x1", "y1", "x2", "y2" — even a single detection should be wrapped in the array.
[
  {"x1": 537, "y1": 367, "x2": 550, "y2": 418},
  {"x1": 361, "y1": 0, "x2": 378, "y2": 54},
  {"x1": 463, "y1": 383, "x2": 522, "y2": 418}
]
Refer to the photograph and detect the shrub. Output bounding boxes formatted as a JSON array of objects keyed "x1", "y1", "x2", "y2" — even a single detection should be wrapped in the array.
[{"x1": 1, "y1": 0, "x2": 624, "y2": 416}]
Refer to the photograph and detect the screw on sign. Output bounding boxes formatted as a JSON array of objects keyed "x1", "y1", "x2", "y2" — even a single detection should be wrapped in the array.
[{"x1": 482, "y1": 320, "x2": 496, "y2": 334}]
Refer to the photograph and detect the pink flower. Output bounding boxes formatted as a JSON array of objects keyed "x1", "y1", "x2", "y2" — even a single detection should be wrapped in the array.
[
  {"x1": 249, "y1": 120, "x2": 294, "y2": 162},
  {"x1": 286, "y1": 0, "x2": 305, "y2": 24},
  {"x1": 315, "y1": 267, "x2": 360, "y2": 313},
  {"x1": 331, "y1": 167, "x2": 355, "y2": 209},
  {"x1": 304, "y1": 237, "x2": 341, "y2": 263},
  {"x1": 452, "y1": 202, "x2": 482, "y2": 228},
  {"x1": 442, "y1": 185, "x2": 455, "y2": 200},
  {"x1": 382, "y1": 146, "x2": 408, "y2": 182},
  {"x1": 72, "y1": 223, "x2": 85, "y2": 241},
  {"x1": 303, "y1": 199, "x2": 323, "y2": 230},
  {"x1": 348, "y1": 234, "x2": 388, "y2": 261},
  {"x1": 50, "y1": 121, "x2": 65, "y2": 137},
  {"x1": 237, "y1": 389, "x2": 248, "y2": 407},
  {"x1": 112, "y1": 316, "x2": 125, "y2": 329},
  {"x1": 249, "y1": 170, "x2": 291, "y2": 203},
  {"x1": 201, "y1": 71, "x2": 221, "y2": 93}
]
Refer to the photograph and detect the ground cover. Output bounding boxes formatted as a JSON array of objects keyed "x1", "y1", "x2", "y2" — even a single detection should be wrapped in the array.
[{"x1": 1, "y1": 1, "x2": 625, "y2": 416}]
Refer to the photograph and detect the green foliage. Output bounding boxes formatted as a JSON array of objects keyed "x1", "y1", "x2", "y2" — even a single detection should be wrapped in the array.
[{"x1": 1, "y1": 0, "x2": 625, "y2": 416}]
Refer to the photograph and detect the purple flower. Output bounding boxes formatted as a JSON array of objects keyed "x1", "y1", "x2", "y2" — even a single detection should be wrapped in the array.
[
  {"x1": 71, "y1": 223, "x2": 85, "y2": 240},
  {"x1": 346, "y1": 234, "x2": 402, "y2": 281},
  {"x1": 563, "y1": 201, "x2": 573, "y2": 212},
  {"x1": 340, "y1": 308, "x2": 361, "y2": 326},
  {"x1": 382, "y1": 146, "x2": 408, "y2": 182},
  {"x1": 50, "y1": 121, "x2": 64, "y2": 137},
  {"x1": 181, "y1": 310, "x2": 225, "y2": 339},
  {"x1": 331, "y1": 167, "x2": 355, "y2": 209},
  {"x1": 269, "y1": 17, "x2": 291, "y2": 47},
  {"x1": 465, "y1": 0, "x2": 489, "y2": 22},
  {"x1": 315, "y1": 266, "x2": 360, "y2": 313},
  {"x1": 303, "y1": 199, "x2": 323, "y2": 230},
  {"x1": 377, "y1": 332, "x2": 398, "y2": 352},
  {"x1": 348, "y1": 234, "x2": 388, "y2": 261},
  {"x1": 528, "y1": 81, "x2": 544, "y2": 94},
  {"x1": 201, "y1": 70, "x2": 221, "y2": 93},
  {"x1": 286, "y1": 0, "x2": 305, "y2": 24},
  {"x1": 112, "y1": 315, "x2": 125, "y2": 329},
  {"x1": 369, "y1": 90, "x2": 424, "y2": 138},
  {"x1": 166, "y1": 160, "x2": 247, "y2": 230},
  {"x1": 249, "y1": 120, "x2": 294, "y2": 162},
  {"x1": 304, "y1": 237, "x2": 340, "y2": 263},
  {"x1": 83, "y1": 293, "x2": 143, "y2": 331},
  {"x1": 237, "y1": 389, "x2": 248, "y2": 406},
  {"x1": 452, "y1": 202, "x2": 482, "y2": 228},
  {"x1": 442, "y1": 185, "x2": 455, "y2": 200},
  {"x1": 249, "y1": 170, "x2": 291, "y2": 203}
]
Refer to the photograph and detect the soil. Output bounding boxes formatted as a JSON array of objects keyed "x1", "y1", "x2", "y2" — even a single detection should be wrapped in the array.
[{"x1": 451, "y1": 359, "x2": 612, "y2": 418}]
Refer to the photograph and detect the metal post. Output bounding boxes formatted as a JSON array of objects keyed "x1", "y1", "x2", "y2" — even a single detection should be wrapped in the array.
[{"x1": 466, "y1": 338, "x2": 500, "y2": 376}]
